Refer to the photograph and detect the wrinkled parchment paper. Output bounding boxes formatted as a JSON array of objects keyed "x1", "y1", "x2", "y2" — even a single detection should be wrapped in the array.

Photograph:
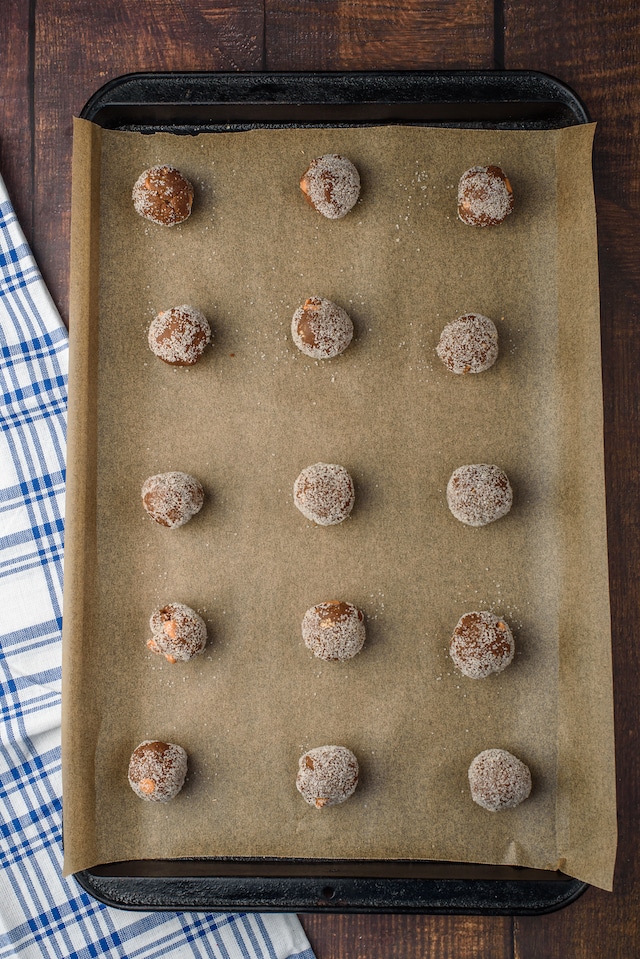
[{"x1": 62, "y1": 117, "x2": 616, "y2": 889}]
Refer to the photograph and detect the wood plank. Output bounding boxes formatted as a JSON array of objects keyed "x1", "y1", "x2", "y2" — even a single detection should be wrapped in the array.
[
  {"x1": 301, "y1": 914, "x2": 513, "y2": 959},
  {"x1": 265, "y1": 0, "x2": 494, "y2": 70},
  {"x1": 504, "y1": 1, "x2": 640, "y2": 956},
  {"x1": 0, "y1": 0, "x2": 33, "y2": 244},
  {"x1": 31, "y1": 0, "x2": 264, "y2": 321},
  {"x1": 504, "y1": 1, "x2": 640, "y2": 209}
]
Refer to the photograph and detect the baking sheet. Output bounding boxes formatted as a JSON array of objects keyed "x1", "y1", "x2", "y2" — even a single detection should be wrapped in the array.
[{"x1": 62, "y1": 117, "x2": 616, "y2": 890}]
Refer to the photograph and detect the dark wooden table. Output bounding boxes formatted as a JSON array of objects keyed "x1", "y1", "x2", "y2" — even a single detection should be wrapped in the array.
[{"x1": 2, "y1": 2, "x2": 637, "y2": 956}]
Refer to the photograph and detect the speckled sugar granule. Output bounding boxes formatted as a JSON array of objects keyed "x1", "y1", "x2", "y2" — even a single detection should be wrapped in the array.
[
  {"x1": 436, "y1": 313, "x2": 499, "y2": 374},
  {"x1": 468, "y1": 748, "x2": 532, "y2": 811},
  {"x1": 128, "y1": 741, "x2": 188, "y2": 802},
  {"x1": 293, "y1": 462, "x2": 355, "y2": 525},
  {"x1": 132, "y1": 165, "x2": 194, "y2": 226},
  {"x1": 449, "y1": 610, "x2": 515, "y2": 678},
  {"x1": 301, "y1": 601, "x2": 366, "y2": 661},
  {"x1": 457, "y1": 165, "x2": 514, "y2": 227},
  {"x1": 446, "y1": 464, "x2": 512, "y2": 527},
  {"x1": 296, "y1": 745, "x2": 359, "y2": 808},
  {"x1": 300, "y1": 154, "x2": 361, "y2": 219}
]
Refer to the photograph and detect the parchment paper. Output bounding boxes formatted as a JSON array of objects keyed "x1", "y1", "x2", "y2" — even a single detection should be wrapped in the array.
[{"x1": 62, "y1": 117, "x2": 617, "y2": 889}]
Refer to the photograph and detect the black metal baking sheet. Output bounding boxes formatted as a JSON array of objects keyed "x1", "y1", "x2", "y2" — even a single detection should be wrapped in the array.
[
  {"x1": 80, "y1": 69, "x2": 589, "y2": 132},
  {"x1": 74, "y1": 70, "x2": 590, "y2": 915},
  {"x1": 75, "y1": 857, "x2": 588, "y2": 915}
]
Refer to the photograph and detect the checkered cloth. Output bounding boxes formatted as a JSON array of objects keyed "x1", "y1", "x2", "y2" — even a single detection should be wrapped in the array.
[{"x1": 0, "y1": 171, "x2": 315, "y2": 959}]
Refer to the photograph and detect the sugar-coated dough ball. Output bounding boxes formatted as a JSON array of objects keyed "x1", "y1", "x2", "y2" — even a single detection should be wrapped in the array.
[
  {"x1": 457, "y1": 165, "x2": 514, "y2": 227},
  {"x1": 132, "y1": 166, "x2": 194, "y2": 226},
  {"x1": 291, "y1": 297, "x2": 353, "y2": 359},
  {"x1": 128, "y1": 741, "x2": 188, "y2": 802},
  {"x1": 148, "y1": 306, "x2": 211, "y2": 365},
  {"x1": 302, "y1": 601, "x2": 365, "y2": 661},
  {"x1": 293, "y1": 462, "x2": 355, "y2": 525},
  {"x1": 436, "y1": 313, "x2": 498, "y2": 374},
  {"x1": 142, "y1": 471, "x2": 204, "y2": 528},
  {"x1": 296, "y1": 745, "x2": 359, "y2": 808},
  {"x1": 468, "y1": 748, "x2": 532, "y2": 811},
  {"x1": 449, "y1": 611, "x2": 514, "y2": 678},
  {"x1": 447, "y1": 464, "x2": 512, "y2": 527},
  {"x1": 148, "y1": 603, "x2": 207, "y2": 663},
  {"x1": 300, "y1": 154, "x2": 361, "y2": 219}
]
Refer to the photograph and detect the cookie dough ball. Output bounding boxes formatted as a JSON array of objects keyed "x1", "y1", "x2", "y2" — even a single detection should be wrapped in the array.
[
  {"x1": 142, "y1": 471, "x2": 204, "y2": 528},
  {"x1": 293, "y1": 462, "x2": 355, "y2": 526},
  {"x1": 436, "y1": 313, "x2": 498, "y2": 374},
  {"x1": 302, "y1": 601, "x2": 365, "y2": 662},
  {"x1": 449, "y1": 611, "x2": 514, "y2": 678},
  {"x1": 148, "y1": 306, "x2": 211, "y2": 366},
  {"x1": 457, "y1": 165, "x2": 514, "y2": 227},
  {"x1": 148, "y1": 603, "x2": 207, "y2": 663},
  {"x1": 128, "y1": 741, "x2": 188, "y2": 802},
  {"x1": 132, "y1": 166, "x2": 194, "y2": 226},
  {"x1": 296, "y1": 745, "x2": 359, "y2": 808},
  {"x1": 447, "y1": 464, "x2": 512, "y2": 527},
  {"x1": 468, "y1": 748, "x2": 532, "y2": 811},
  {"x1": 300, "y1": 154, "x2": 361, "y2": 219},
  {"x1": 291, "y1": 297, "x2": 353, "y2": 359}
]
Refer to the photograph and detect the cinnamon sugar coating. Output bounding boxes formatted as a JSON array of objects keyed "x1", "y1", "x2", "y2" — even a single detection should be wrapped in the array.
[
  {"x1": 436, "y1": 313, "x2": 498, "y2": 374},
  {"x1": 293, "y1": 462, "x2": 355, "y2": 526},
  {"x1": 446, "y1": 464, "x2": 512, "y2": 527},
  {"x1": 468, "y1": 748, "x2": 532, "y2": 811},
  {"x1": 141, "y1": 471, "x2": 204, "y2": 528},
  {"x1": 128, "y1": 741, "x2": 188, "y2": 802},
  {"x1": 148, "y1": 306, "x2": 211, "y2": 366},
  {"x1": 302, "y1": 601, "x2": 365, "y2": 661},
  {"x1": 300, "y1": 154, "x2": 361, "y2": 219},
  {"x1": 296, "y1": 745, "x2": 359, "y2": 808},
  {"x1": 132, "y1": 166, "x2": 194, "y2": 226},
  {"x1": 457, "y1": 165, "x2": 514, "y2": 227},
  {"x1": 148, "y1": 603, "x2": 207, "y2": 663},
  {"x1": 291, "y1": 297, "x2": 353, "y2": 359},
  {"x1": 449, "y1": 611, "x2": 514, "y2": 678}
]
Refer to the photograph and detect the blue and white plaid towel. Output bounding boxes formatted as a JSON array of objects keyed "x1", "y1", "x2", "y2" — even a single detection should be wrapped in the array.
[{"x1": 0, "y1": 171, "x2": 315, "y2": 959}]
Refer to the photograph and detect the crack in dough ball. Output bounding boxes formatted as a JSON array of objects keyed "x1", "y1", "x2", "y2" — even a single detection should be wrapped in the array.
[{"x1": 296, "y1": 745, "x2": 359, "y2": 808}]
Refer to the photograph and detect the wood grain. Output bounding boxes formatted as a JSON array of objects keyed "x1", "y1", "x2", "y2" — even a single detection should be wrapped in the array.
[
  {"x1": 265, "y1": 0, "x2": 494, "y2": 70},
  {"x1": 504, "y1": 0, "x2": 640, "y2": 210},
  {"x1": 302, "y1": 914, "x2": 513, "y2": 959},
  {"x1": 0, "y1": 0, "x2": 33, "y2": 243}
]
